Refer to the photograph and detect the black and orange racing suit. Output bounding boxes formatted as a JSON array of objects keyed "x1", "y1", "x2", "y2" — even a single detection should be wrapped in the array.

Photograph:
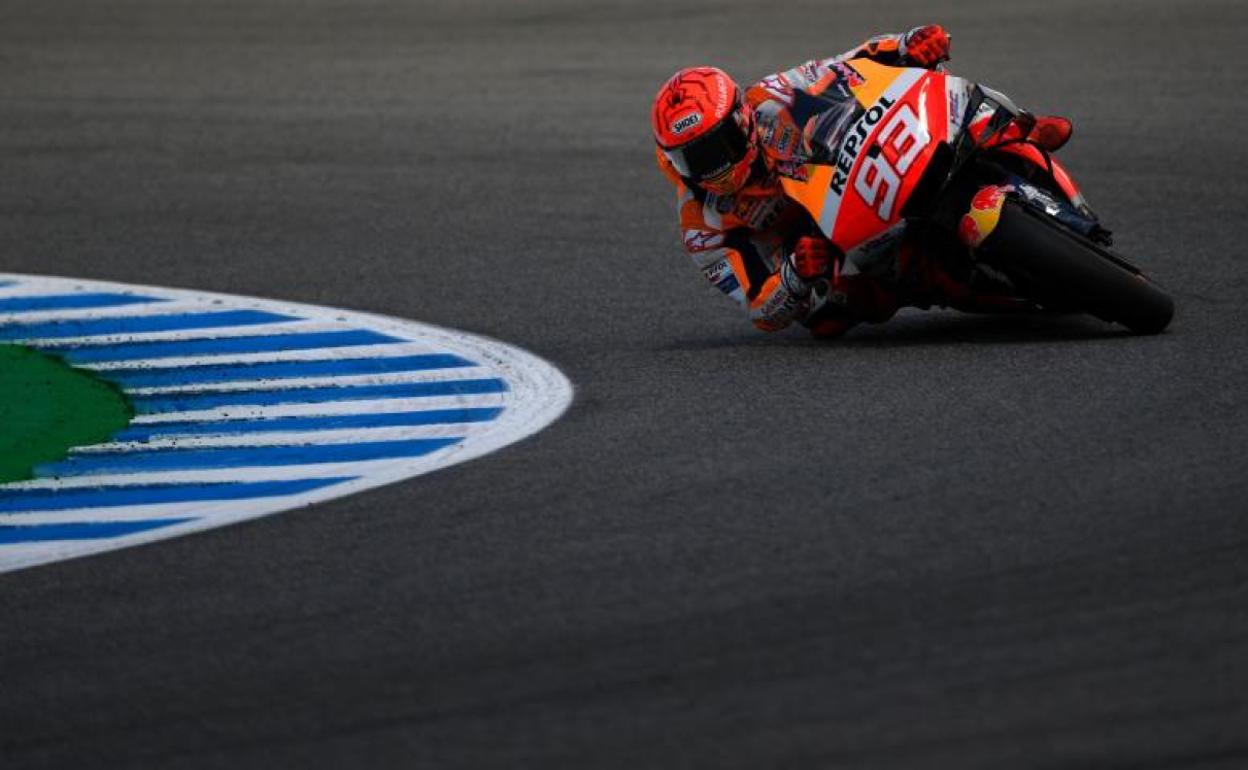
[{"x1": 656, "y1": 32, "x2": 944, "y2": 337}]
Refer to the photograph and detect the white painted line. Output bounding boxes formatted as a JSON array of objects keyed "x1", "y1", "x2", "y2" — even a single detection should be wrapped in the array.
[
  {"x1": 78, "y1": 342, "x2": 460, "y2": 371},
  {"x1": 0, "y1": 273, "x2": 573, "y2": 574},
  {"x1": 14, "y1": 319, "x2": 332, "y2": 347},
  {"x1": 83, "y1": 424, "x2": 473, "y2": 451},
  {"x1": 0, "y1": 501, "x2": 227, "y2": 526},
  {"x1": 129, "y1": 393, "x2": 508, "y2": 423},
  {"x1": 5, "y1": 459, "x2": 412, "y2": 489},
  {"x1": 0, "y1": 298, "x2": 215, "y2": 324},
  {"x1": 124, "y1": 366, "x2": 500, "y2": 395}
]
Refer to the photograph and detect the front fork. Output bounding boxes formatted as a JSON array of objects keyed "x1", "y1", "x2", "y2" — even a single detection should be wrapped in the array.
[{"x1": 957, "y1": 177, "x2": 1111, "y2": 252}]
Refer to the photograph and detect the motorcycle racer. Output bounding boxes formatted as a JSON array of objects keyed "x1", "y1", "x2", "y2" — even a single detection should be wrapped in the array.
[{"x1": 652, "y1": 25, "x2": 1073, "y2": 337}]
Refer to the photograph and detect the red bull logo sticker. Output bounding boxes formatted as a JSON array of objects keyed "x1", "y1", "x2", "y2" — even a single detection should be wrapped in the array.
[{"x1": 959, "y1": 184, "x2": 1014, "y2": 247}]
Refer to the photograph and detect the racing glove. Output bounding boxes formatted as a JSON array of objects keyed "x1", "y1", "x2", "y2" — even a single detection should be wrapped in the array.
[
  {"x1": 781, "y1": 236, "x2": 834, "y2": 295},
  {"x1": 903, "y1": 24, "x2": 950, "y2": 68}
]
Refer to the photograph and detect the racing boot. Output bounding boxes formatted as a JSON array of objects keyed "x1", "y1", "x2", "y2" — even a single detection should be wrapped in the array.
[
  {"x1": 981, "y1": 113, "x2": 1072, "y2": 153},
  {"x1": 1029, "y1": 115, "x2": 1072, "y2": 152},
  {"x1": 802, "y1": 274, "x2": 899, "y2": 339},
  {"x1": 806, "y1": 314, "x2": 856, "y2": 339}
]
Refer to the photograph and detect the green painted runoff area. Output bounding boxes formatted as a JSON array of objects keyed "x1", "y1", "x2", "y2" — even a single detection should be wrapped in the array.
[{"x1": 0, "y1": 344, "x2": 132, "y2": 483}]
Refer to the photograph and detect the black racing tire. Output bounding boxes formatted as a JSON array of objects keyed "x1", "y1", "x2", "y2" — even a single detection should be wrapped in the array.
[{"x1": 981, "y1": 200, "x2": 1175, "y2": 334}]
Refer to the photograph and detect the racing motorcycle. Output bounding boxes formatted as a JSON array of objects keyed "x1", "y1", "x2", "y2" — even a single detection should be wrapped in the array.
[{"x1": 782, "y1": 59, "x2": 1174, "y2": 334}]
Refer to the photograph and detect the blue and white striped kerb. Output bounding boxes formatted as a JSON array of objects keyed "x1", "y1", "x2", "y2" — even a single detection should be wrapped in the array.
[{"x1": 0, "y1": 274, "x2": 572, "y2": 574}]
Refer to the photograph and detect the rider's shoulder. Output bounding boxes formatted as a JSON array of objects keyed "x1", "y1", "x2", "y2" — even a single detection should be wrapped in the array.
[{"x1": 745, "y1": 71, "x2": 796, "y2": 111}]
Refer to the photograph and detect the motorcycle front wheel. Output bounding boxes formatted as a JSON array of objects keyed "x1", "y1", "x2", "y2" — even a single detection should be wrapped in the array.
[{"x1": 979, "y1": 200, "x2": 1175, "y2": 334}]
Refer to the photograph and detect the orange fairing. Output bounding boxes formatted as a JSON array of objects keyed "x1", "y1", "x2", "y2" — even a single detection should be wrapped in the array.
[
  {"x1": 807, "y1": 61, "x2": 949, "y2": 255},
  {"x1": 780, "y1": 165, "x2": 834, "y2": 228},
  {"x1": 844, "y1": 58, "x2": 905, "y2": 110}
]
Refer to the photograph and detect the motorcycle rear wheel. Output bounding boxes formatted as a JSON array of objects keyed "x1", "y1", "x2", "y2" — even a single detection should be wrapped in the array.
[{"x1": 981, "y1": 200, "x2": 1175, "y2": 334}]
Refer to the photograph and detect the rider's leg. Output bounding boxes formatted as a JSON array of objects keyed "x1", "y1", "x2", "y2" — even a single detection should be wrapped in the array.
[{"x1": 1030, "y1": 115, "x2": 1072, "y2": 152}]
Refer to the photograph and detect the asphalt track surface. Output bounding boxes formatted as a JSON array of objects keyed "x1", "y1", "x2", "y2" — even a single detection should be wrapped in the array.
[{"x1": 2, "y1": 1, "x2": 1247, "y2": 768}]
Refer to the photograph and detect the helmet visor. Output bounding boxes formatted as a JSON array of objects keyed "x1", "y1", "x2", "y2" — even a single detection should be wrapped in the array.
[{"x1": 662, "y1": 105, "x2": 751, "y2": 183}]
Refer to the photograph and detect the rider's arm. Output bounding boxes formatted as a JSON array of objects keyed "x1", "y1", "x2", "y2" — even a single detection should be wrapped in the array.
[
  {"x1": 762, "y1": 25, "x2": 952, "y2": 106},
  {"x1": 657, "y1": 153, "x2": 811, "y2": 332},
  {"x1": 837, "y1": 32, "x2": 907, "y2": 65},
  {"x1": 681, "y1": 203, "x2": 811, "y2": 332},
  {"x1": 836, "y1": 25, "x2": 950, "y2": 68}
]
